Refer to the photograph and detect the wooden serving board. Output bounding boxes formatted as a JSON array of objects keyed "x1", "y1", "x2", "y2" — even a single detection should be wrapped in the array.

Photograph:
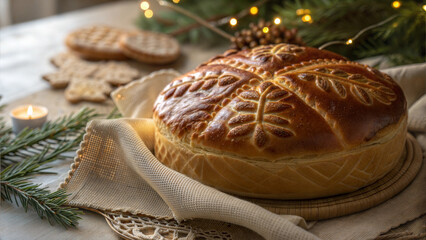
[{"x1": 250, "y1": 134, "x2": 423, "y2": 220}]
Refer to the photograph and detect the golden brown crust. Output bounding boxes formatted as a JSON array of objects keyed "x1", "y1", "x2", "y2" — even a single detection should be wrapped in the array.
[
  {"x1": 153, "y1": 43, "x2": 407, "y2": 198},
  {"x1": 154, "y1": 116, "x2": 406, "y2": 199}
]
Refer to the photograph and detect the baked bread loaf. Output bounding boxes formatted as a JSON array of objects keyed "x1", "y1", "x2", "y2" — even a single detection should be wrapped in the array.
[{"x1": 153, "y1": 43, "x2": 407, "y2": 199}]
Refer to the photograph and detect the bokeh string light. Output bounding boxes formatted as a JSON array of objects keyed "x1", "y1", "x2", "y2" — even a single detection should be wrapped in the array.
[
  {"x1": 250, "y1": 6, "x2": 259, "y2": 15},
  {"x1": 140, "y1": 0, "x2": 153, "y2": 18},
  {"x1": 392, "y1": 1, "x2": 401, "y2": 8},
  {"x1": 140, "y1": 1, "x2": 149, "y2": 10},
  {"x1": 301, "y1": 14, "x2": 312, "y2": 23},
  {"x1": 145, "y1": 0, "x2": 415, "y2": 51},
  {"x1": 319, "y1": 15, "x2": 398, "y2": 49},
  {"x1": 274, "y1": 17, "x2": 281, "y2": 25},
  {"x1": 229, "y1": 18, "x2": 238, "y2": 27},
  {"x1": 154, "y1": 0, "x2": 233, "y2": 39},
  {"x1": 144, "y1": 9, "x2": 154, "y2": 18}
]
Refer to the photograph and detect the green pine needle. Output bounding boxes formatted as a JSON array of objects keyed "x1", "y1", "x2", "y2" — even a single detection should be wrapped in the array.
[
  {"x1": 0, "y1": 106, "x2": 120, "y2": 228},
  {"x1": 1, "y1": 107, "x2": 100, "y2": 168},
  {"x1": 137, "y1": 0, "x2": 425, "y2": 66},
  {"x1": 1, "y1": 176, "x2": 83, "y2": 228}
]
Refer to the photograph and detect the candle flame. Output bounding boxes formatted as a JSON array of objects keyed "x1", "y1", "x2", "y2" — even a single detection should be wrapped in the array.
[{"x1": 27, "y1": 105, "x2": 33, "y2": 119}]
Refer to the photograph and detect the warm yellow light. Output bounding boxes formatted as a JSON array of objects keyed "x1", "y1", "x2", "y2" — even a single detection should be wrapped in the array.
[
  {"x1": 27, "y1": 105, "x2": 33, "y2": 119},
  {"x1": 250, "y1": 6, "x2": 258, "y2": 15},
  {"x1": 423, "y1": 5, "x2": 426, "y2": 11},
  {"x1": 262, "y1": 27, "x2": 269, "y2": 33},
  {"x1": 301, "y1": 14, "x2": 312, "y2": 23},
  {"x1": 304, "y1": 9, "x2": 311, "y2": 14},
  {"x1": 172, "y1": 0, "x2": 180, "y2": 3},
  {"x1": 274, "y1": 17, "x2": 281, "y2": 25},
  {"x1": 296, "y1": 9, "x2": 304, "y2": 15},
  {"x1": 144, "y1": 9, "x2": 153, "y2": 18},
  {"x1": 392, "y1": 1, "x2": 401, "y2": 8},
  {"x1": 230, "y1": 18, "x2": 237, "y2": 26},
  {"x1": 346, "y1": 39, "x2": 353, "y2": 45},
  {"x1": 140, "y1": 1, "x2": 149, "y2": 10}
]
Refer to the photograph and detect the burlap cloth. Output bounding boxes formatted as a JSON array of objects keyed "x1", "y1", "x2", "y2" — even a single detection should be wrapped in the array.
[{"x1": 60, "y1": 64, "x2": 426, "y2": 240}]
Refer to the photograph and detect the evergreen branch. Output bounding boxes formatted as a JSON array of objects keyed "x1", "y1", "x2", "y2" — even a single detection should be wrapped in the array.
[
  {"x1": 1, "y1": 149, "x2": 82, "y2": 228},
  {"x1": 319, "y1": 15, "x2": 398, "y2": 49},
  {"x1": 1, "y1": 177, "x2": 82, "y2": 228},
  {"x1": 0, "y1": 107, "x2": 121, "y2": 228},
  {"x1": 1, "y1": 108, "x2": 99, "y2": 168},
  {"x1": 156, "y1": 0, "x2": 234, "y2": 40},
  {"x1": 136, "y1": 0, "x2": 278, "y2": 43},
  {"x1": 275, "y1": 0, "x2": 425, "y2": 65}
]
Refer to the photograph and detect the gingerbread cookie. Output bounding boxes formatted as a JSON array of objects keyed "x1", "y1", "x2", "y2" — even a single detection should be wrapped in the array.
[
  {"x1": 43, "y1": 61, "x2": 99, "y2": 88},
  {"x1": 50, "y1": 52, "x2": 81, "y2": 68},
  {"x1": 93, "y1": 62, "x2": 140, "y2": 86},
  {"x1": 65, "y1": 25, "x2": 127, "y2": 60},
  {"x1": 119, "y1": 31, "x2": 180, "y2": 64},
  {"x1": 65, "y1": 77, "x2": 112, "y2": 103},
  {"x1": 44, "y1": 52, "x2": 140, "y2": 89}
]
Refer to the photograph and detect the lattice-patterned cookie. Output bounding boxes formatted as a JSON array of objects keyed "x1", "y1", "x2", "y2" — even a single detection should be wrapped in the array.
[
  {"x1": 119, "y1": 31, "x2": 180, "y2": 64},
  {"x1": 65, "y1": 77, "x2": 112, "y2": 103},
  {"x1": 153, "y1": 43, "x2": 408, "y2": 200},
  {"x1": 65, "y1": 25, "x2": 127, "y2": 60}
]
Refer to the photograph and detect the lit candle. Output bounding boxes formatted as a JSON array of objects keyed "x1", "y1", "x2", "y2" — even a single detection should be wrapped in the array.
[{"x1": 10, "y1": 105, "x2": 48, "y2": 134}]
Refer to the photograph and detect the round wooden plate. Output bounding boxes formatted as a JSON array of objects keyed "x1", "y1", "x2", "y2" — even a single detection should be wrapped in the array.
[{"x1": 248, "y1": 134, "x2": 423, "y2": 220}]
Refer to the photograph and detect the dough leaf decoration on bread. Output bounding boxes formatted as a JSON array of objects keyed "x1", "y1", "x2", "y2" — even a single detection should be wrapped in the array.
[
  {"x1": 158, "y1": 70, "x2": 264, "y2": 136},
  {"x1": 276, "y1": 60, "x2": 397, "y2": 106},
  {"x1": 248, "y1": 44, "x2": 304, "y2": 63},
  {"x1": 229, "y1": 81, "x2": 294, "y2": 148}
]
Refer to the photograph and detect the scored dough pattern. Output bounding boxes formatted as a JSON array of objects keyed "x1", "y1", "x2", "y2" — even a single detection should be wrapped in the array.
[
  {"x1": 157, "y1": 44, "x2": 398, "y2": 148},
  {"x1": 248, "y1": 44, "x2": 304, "y2": 62},
  {"x1": 229, "y1": 81, "x2": 294, "y2": 147},
  {"x1": 275, "y1": 59, "x2": 397, "y2": 105},
  {"x1": 154, "y1": 123, "x2": 404, "y2": 198}
]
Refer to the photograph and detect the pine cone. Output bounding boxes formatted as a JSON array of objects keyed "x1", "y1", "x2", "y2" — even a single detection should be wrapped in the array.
[{"x1": 230, "y1": 20, "x2": 304, "y2": 50}]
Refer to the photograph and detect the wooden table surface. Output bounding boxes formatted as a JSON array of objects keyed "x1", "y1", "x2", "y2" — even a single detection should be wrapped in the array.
[
  {"x1": 1, "y1": 2, "x2": 424, "y2": 240},
  {"x1": 0, "y1": 1, "x2": 228, "y2": 239}
]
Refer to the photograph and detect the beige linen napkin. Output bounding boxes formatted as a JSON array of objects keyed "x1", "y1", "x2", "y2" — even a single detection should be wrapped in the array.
[{"x1": 61, "y1": 63, "x2": 426, "y2": 240}]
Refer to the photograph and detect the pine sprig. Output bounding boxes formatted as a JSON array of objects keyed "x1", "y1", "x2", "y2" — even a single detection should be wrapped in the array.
[
  {"x1": 139, "y1": 0, "x2": 425, "y2": 66},
  {"x1": 1, "y1": 178, "x2": 83, "y2": 228},
  {"x1": 275, "y1": 0, "x2": 425, "y2": 65},
  {"x1": 1, "y1": 107, "x2": 100, "y2": 168},
  {"x1": 0, "y1": 107, "x2": 120, "y2": 228},
  {"x1": 1, "y1": 151, "x2": 83, "y2": 227}
]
